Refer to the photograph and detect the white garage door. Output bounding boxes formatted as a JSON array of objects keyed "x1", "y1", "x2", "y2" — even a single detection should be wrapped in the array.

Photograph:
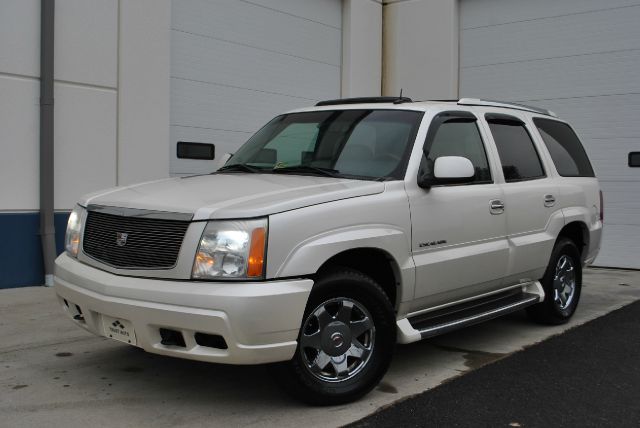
[
  {"x1": 460, "y1": 0, "x2": 640, "y2": 269},
  {"x1": 170, "y1": 0, "x2": 342, "y2": 175}
]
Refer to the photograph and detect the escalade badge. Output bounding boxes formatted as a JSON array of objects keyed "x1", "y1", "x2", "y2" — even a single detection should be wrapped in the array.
[{"x1": 116, "y1": 232, "x2": 129, "y2": 247}]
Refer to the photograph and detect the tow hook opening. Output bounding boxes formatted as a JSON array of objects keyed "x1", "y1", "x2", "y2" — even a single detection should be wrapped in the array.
[
  {"x1": 194, "y1": 332, "x2": 228, "y2": 350},
  {"x1": 159, "y1": 328, "x2": 186, "y2": 347}
]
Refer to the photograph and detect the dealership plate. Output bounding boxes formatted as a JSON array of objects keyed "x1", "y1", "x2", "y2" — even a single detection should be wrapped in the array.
[{"x1": 102, "y1": 315, "x2": 137, "y2": 346}]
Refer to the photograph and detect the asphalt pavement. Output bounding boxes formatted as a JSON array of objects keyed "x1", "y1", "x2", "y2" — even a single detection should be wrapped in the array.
[{"x1": 350, "y1": 299, "x2": 640, "y2": 428}]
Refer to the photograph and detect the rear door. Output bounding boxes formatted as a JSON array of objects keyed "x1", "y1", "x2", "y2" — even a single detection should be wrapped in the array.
[
  {"x1": 481, "y1": 113, "x2": 561, "y2": 285},
  {"x1": 407, "y1": 111, "x2": 509, "y2": 310}
]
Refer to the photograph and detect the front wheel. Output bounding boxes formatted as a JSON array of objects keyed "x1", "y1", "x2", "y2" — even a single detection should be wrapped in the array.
[
  {"x1": 527, "y1": 238, "x2": 582, "y2": 325},
  {"x1": 272, "y1": 268, "x2": 396, "y2": 405}
]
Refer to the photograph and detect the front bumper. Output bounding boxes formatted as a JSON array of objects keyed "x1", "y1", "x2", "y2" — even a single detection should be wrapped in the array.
[{"x1": 54, "y1": 253, "x2": 313, "y2": 365}]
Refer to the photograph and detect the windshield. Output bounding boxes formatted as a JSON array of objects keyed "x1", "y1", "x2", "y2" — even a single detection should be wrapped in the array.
[{"x1": 224, "y1": 109, "x2": 424, "y2": 180}]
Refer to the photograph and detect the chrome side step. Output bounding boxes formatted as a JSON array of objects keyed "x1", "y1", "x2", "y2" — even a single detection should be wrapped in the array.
[{"x1": 396, "y1": 282, "x2": 544, "y2": 344}]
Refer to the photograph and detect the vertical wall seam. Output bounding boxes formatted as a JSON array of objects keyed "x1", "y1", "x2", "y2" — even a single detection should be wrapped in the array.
[
  {"x1": 381, "y1": 1, "x2": 387, "y2": 95},
  {"x1": 340, "y1": 0, "x2": 345, "y2": 97},
  {"x1": 455, "y1": 0, "x2": 461, "y2": 97},
  {"x1": 115, "y1": 0, "x2": 121, "y2": 186}
]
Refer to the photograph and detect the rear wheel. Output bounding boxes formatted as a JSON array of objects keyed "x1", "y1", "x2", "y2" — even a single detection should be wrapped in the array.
[
  {"x1": 273, "y1": 268, "x2": 396, "y2": 405},
  {"x1": 527, "y1": 238, "x2": 582, "y2": 324}
]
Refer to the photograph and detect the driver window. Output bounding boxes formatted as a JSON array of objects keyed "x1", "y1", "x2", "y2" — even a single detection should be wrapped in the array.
[{"x1": 420, "y1": 120, "x2": 492, "y2": 184}]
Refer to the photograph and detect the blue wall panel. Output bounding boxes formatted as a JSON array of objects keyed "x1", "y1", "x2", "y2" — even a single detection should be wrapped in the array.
[{"x1": 0, "y1": 212, "x2": 69, "y2": 288}]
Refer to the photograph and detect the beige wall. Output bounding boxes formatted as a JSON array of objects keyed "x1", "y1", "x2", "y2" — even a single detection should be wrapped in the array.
[
  {"x1": 342, "y1": 0, "x2": 383, "y2": 97},
  {"x1": 383, "y1": 0, "x2": 459, "y2": 100},
  {"x1": 118, "y1": 0, "x2": 170, "y2": 186}
]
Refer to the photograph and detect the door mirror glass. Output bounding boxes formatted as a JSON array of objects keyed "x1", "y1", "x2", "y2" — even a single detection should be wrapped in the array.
[{"x1": 419, "y1": 156, "x2": 475, "y2": 187}]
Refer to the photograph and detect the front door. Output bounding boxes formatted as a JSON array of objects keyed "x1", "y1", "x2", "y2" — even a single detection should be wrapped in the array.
[{"x1": 406, "y1": 111, "x2": 509, "y2": 310}]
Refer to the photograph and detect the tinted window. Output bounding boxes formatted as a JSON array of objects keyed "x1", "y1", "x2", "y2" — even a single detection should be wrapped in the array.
[
  {"x1": 630, "y1": 152, "x2": 640, "y2": 167},
  {"x1": 533, "y1": 118, "x2": 595, "y2": 177},
  {"x1": 487, "y1": 119, "x2": 545, "y2": 182},
  {"x1": 420, "y1": 119, "x2": 492, "y2": 183},
  {"x1": 228, "y1": 110, "x2": 423, "y2": 180}
]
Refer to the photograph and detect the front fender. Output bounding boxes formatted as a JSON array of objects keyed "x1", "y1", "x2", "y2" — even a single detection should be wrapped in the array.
[
  {"x1": 265, "y1": 188, "x2": 415, "y2": 304},
  {"x1": 278, "y1": 224, "x2": 411, "y2": 273}
]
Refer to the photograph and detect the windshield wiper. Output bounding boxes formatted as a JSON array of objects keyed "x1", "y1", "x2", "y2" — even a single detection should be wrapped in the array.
[
  {"x1": 217, "y1": 163, "x2": 263, "y2": 174},
  {"x1": 271, "y1": 165, "x2": 340, "y2": 178}
]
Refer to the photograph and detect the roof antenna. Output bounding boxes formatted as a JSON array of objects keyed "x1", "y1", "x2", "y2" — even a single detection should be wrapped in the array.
[{"x1": 394, "y1": 88, "x2": 410, "y2": 104}]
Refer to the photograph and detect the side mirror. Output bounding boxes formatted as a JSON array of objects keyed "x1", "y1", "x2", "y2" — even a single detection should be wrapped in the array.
[
  {"x1": 418, "y1": 156, "x2": 475, "y2": 188},
  {"x1": 216, "y1": 152, "x2": 233, "y2": 170}
]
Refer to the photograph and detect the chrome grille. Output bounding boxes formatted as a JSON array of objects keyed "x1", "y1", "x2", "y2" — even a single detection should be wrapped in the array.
[{"x1": 83, "y1": 210, "x2": 190, "y2": 269}]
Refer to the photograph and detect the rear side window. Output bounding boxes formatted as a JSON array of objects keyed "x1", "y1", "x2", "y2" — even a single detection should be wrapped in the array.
[
  {"x1": 486, "y1": 115, "x2": 545, "y2": 182},
  {"x1": 533, "y1": 118, "x2": 595, "y2": 177}
]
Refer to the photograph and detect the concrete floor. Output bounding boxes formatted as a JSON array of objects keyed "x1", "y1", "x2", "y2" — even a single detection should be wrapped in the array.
[{"x1": 1, "y1": 268, "x2": 639, "y2": 428}]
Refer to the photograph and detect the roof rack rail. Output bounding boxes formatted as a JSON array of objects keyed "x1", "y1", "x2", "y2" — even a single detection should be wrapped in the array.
[
  {"x1": 315, "y1": 96, "x2": 413, "y2": 106},
  {"x1": 457, "y1": 98, "x2": 557, "y2": 117}
]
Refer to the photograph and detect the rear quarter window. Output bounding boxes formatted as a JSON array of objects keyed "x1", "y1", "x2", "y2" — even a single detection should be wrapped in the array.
[{"x1": 533, "y1": 118, "x2": 595, "y2": 177}]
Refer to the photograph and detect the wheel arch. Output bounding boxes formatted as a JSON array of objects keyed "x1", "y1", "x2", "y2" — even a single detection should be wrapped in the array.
[
  {"x1": 557, "y1": 221, "x2": 590, "y2": 263},
  {"x1": 315, "y1": 247, "x2": 402, "y2": 309}
]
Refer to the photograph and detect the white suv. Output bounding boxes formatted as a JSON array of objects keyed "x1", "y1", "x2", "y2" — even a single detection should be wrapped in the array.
[{"x1": 55, "y1": 97, "x2": 602, "y2": 404}]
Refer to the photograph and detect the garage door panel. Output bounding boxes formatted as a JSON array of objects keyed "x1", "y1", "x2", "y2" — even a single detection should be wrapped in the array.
[
  {"x1": 461, "y1": 0, "x2": 640, "y2": 267},
  {"x1": 460, "y1": 50, "x2": 640, "y2": 102},
  {"x1": 172, "y1": 0, "x2": 341, "y2": 66},
  {"x1": 170, "y1": 126, "x2": 250, "y2": 176},
  {"x1": 171, "y1": 78, "x2": 311, "y2": 133},
  {"x1": 527, "y1": 95, "x2": 640, "y2": 142},
  {"x1": 596, "y1": 224, "x2": 640, "y2": 269},
  {"x1": 170, "y1": 0, "x2": 341, "y2": 176},
  {"x1": 586, "y1": 139, "x2": 640, "y2": 182},
  {"x1": 461, "y1": 0, "x2": 640, "y2": 30},
  {"x1": 461, "y1": 5, "x2": 640, "y2": 68},
  {"x1": 599, "y1": 181, "x2": 640, "y2": 226},
  {"x1": 246, "y1": 0, "x2": 342, "y2": 29},
  {"x1": 171, "y1": 31, "x2": 339, "y2": 102}
]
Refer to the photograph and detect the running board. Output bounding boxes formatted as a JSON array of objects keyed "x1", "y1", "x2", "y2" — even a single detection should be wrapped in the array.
[{"x1": 396, "y1": 282, "x2": 544, "y2": 344}]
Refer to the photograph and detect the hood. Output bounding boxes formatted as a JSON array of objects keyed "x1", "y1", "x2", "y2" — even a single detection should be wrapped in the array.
[{"x1": 80, "y1": 173, "x2": 385, "y2": 220}]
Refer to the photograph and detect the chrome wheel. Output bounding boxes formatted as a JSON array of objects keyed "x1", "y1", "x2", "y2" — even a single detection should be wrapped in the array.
[
  {"x1": 299, "y1": 297, "x2": 375, "y2": 383},
  {"x1": 553, "y1": 255, "x2": 576, "y2": 310}
]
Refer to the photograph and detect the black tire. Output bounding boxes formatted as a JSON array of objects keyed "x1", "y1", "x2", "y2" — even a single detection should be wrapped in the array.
[
  {"x1": 527, "y1": 238, "x2": 582, "y2": 325},
  {"x1": 272, "y1": 268, "x2": 396, "y2": 405}
]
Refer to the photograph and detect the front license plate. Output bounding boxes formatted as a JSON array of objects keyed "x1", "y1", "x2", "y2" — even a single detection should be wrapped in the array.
[{"x1": 102, "y1": 315, "x2": 137, "y2": 346}]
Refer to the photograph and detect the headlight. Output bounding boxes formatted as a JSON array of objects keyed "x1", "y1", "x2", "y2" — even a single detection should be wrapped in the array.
[
  {"x1": 65, "y1": 205, "x2": 84, "y2": 257},
  {"x1": 192, "y1": 218, "x2": 267, "y2": 280}
]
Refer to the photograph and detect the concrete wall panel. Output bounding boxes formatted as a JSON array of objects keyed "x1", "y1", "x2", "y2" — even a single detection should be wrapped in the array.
[
  {"x1": 342, "y1": 0, "x2": 381, "y2": 97},
  {"x1": 117, "y1": 0, "x2": 171, "y2": 186},
  {"x1": 0, "y1": 0, "x2": 39, "y2": 77},
  {"x1": 0, "y1": 76, "x2": 39, "y2": 210},
  {"x1": 383, "y1": 0, "x2": 458, "y2": 99},
  {"x1": 54, "y1": 82, "x2": 117, "y2": 210},
  {"x1": 55, "y1": 0, "x2": 118, "y2": 87}
]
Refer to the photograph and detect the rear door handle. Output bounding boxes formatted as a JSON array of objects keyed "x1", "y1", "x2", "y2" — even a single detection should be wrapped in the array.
[
  {"x1": 544, "y1": 194, "x2": 556, "y2": 207},
  {"x1": 490, "y1": 199, "x2": 505, "y2": 215}
]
